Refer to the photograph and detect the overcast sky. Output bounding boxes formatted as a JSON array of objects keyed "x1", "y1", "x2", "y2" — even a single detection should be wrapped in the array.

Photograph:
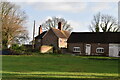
[{"x1": 7, "y1": 0, "x2": 118, "y2": 41}]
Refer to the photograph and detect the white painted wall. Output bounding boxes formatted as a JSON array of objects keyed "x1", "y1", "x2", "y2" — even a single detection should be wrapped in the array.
[
  {"x1": 109, "y1": 44, "x2": 120, "y2": 57},
  {"x1": 58, "y1": 38, "x2": 67, "y2": 48}
]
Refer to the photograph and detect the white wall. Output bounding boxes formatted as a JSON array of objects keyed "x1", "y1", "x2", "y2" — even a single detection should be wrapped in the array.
[
  {"x1": 58, "y1": 38, "x2": 67, "y2": 48},
  {"x1": 109, "y1": 44, "x2": 120, "y2": 57}
]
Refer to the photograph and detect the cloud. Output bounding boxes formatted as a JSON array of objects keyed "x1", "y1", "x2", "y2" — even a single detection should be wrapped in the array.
[
  {"x1": 26, "y1": 2, "x2": 87, "y2": 13},
  {"x1": 68, "y1": 20, "x2": 89, "y2": 32},
  {"x1": 7, "y1": 0, "x2": 120, "y2": 2},
  {"x1": 91, "y1": 3, "x2": 110, "y2": 12}
]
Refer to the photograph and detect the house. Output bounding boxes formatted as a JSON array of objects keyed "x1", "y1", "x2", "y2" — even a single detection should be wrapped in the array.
[
  {"x1": 67, "y1": 32, "x2": 120, "y2": 57},
  {"x1": 35, "y1": 22, "x2": 70, "y2": 53}
]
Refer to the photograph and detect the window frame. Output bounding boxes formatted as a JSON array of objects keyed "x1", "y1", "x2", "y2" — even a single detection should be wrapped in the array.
[
  {"x1": 73, "y1": 47, "x2": 80, "y2": 52},
  {"x1": 96, "y1": 47, "x2": 104, "y2": 53}
]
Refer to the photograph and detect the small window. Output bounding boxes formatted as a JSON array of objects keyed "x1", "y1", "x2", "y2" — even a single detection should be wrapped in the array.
[
  {"x1": 59, "y1": 39, "x2": 62, "y2": 42},
  {"x1": 96, "y1": 47, "x2": 104, "y2": 53},
  {"x1": 60, "y1": 40, "x2": 62, "y2": 42},
  {"x1": 73, "y1": 47, "x2": 80, "y2": 52}
]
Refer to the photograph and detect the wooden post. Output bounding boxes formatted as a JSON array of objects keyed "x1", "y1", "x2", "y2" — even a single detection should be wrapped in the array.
[{"x1": 32, "y1": 20, "x2": 35, "y2": 49}]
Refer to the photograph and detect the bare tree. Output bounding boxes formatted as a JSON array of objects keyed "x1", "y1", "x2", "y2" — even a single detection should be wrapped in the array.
[
  {"x1": 0, "y1": 2, "x2": 29, "y2": 48},
  {"x1": 41, "y1": 17, "x2": 73, "y2": 32},
  {"x1": 89, "y1": 12, "x2": 101, "y2": 32},
  {"x1": 89, "y1": 12, "x2": 119, "y2": 32}
]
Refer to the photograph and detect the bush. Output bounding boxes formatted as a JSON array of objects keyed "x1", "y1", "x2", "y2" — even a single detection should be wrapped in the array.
[
  {"x1": 10, "y1": 44, "x2": 27, "y2": 55},
  {"x1": 11, "y1": 44, "x2": 26, "y2": 51}
]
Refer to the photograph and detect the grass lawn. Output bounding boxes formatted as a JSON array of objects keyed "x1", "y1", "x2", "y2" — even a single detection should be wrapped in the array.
[{"x1": 1, "y1": 54, "x2": 120, "y2": 80}]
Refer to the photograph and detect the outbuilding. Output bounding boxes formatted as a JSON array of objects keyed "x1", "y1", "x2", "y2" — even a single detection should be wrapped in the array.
[{"x1": 67, "y1": 32, "x2": 120, "y2": 57}]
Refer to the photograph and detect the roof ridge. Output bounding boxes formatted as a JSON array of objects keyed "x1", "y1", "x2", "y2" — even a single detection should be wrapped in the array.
[
  {"x1": 61, "y1": 30, "x2": 67, "y2": 38},
  {"x1": 51, "y1": 27, "x2": 68, "y2": 38},
  {"x1": 51, "y1": 27, "x2": 60, "y2": 38}
]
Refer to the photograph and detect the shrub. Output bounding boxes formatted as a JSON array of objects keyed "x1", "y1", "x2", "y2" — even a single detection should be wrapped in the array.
[{"x1": 10, "y1": 44, "x2": 27, "y2": 55}]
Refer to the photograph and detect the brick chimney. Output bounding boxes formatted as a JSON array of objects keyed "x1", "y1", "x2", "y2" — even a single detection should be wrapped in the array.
[
  {"x1": 39, "y1": 25, "x2": 42, "y2": 35},
  {"x1": 58, "y1": 22, "x2": 62, "y2": 30}
]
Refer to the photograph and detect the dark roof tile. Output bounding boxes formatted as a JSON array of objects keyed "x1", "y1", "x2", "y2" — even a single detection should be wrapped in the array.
[
  {"x1": 67, "y1": 32, "x2": 120, "y2": 43},
  {"x1": 35, "y1": 31, "x2": 47, "y2": 39}
]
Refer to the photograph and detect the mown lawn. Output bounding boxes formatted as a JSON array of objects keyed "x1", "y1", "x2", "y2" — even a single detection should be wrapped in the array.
[{"x1": 1, "y1": 54, "x2": 120, "y2": 80}]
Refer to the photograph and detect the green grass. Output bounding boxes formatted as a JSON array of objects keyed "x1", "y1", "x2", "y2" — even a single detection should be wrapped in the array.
[{"x1": 1, "y1": 54, "x2": 120, "y2": 80}]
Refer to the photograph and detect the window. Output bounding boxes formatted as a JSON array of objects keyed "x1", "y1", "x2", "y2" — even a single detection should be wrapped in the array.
[
  {"x1": 60, "y1": 39, "x2": 62, "y2": 42},
  {"x1": 73, "y1": 47, "x2": 80, "y2": 52},
  {"x1": 59, "y1": 38, "x2": 62, "y2": 42},
  {"x1": 96, "y1": 47, "x2": 104, "y2": 53}
]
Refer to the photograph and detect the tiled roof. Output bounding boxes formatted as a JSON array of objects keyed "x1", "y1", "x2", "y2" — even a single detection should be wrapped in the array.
[
  {"x1": 35, "y1": 28, "x2": 70, "y2": 39},
  {"x1": 35, "y1": 31, "x2": 47, "y2": 39},
  {"x1": 62, "y1": 30, "x2": 71, "y2": 38},
  {"x1": 67, "y1": 32, "x2": 120, "y2": 43},
  {"x1": 51, "y1": 27, "x2": 70, "y2": 38}
]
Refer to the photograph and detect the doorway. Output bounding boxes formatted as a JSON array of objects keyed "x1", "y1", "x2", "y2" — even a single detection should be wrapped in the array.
[{"x1": 86, "y1": 44, "x2": 91, "y2": 55}]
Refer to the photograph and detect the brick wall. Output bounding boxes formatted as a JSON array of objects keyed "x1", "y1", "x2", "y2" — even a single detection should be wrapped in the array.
[
  {"x1": 68, "y1": 43, "x2": 109, "y2": 56},
  {"x1": 67, "y1": 43, "x2": 85, "y2": 55},
  {"x1": 91, "y1": 43, "x2": 109, "y2": 56},
  {"x1": 42, "y1": 29, "x2": 58, "y2": 50},
  {"x1": 35, "y1": 39, "x2": 41, "y2": 50}
]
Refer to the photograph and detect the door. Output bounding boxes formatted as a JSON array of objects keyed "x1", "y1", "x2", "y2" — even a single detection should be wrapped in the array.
[
  {"x1": 109, "y1": 46, "x2": 114, "y2": 57},
  {"x1": 118, "y1": 45, "x2": 120, "y2": 56},
  {"x1": 109, "y1": 44, "x2": 120, "y2": 57},
  {"x1": 86, "y1": 44, "x2": 91, "y2": 55}
]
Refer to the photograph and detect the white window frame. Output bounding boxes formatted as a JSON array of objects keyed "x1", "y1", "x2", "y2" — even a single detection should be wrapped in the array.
[
  {"x1": 96, "y1": 47, "x2": 104, "y2": 53},
  {"x1": 73, "y1": 47, "x2": 80, "y2": 52}
]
